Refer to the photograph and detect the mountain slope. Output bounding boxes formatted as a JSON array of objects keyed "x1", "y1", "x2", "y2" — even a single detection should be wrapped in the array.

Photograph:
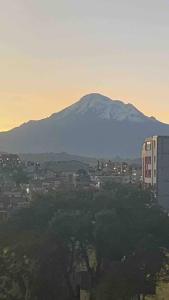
[
  {"x1": 0, "y1": 93, "x2": 169, "y2": 158},
  {"x1": 52, "y1": 93, "x2": 147, "y2": 122}
]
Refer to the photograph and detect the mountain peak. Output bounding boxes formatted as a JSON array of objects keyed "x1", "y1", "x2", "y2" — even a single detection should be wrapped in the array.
[
  {"x1": 56, "y1": 93, "x2": 147, "y2": 123},
  {"x1": 0, "y1": 93, "x2": 168, "y2": 157},
  {"x1": 80, "y1": 93, "x2": 124, "y2": 105}
]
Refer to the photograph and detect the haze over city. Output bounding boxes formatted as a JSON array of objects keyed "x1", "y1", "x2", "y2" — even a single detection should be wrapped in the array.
[{"x1": 0, "y1": 0, "x2": 169, "y2": 131}]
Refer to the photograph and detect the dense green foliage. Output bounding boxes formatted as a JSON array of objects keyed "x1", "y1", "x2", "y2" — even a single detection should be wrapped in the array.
[{"x1": 0, "y1": 183, "x2": 169, "y2": 299}]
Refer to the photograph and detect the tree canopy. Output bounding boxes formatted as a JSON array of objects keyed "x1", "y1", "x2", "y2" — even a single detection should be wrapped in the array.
[{"x1": 0, "y1": 183, "x2": 169, "y2": 300}]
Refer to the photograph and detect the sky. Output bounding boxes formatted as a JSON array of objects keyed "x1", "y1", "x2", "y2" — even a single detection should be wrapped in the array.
[{"x1": 0, "y1": 0, "x2": 169, "y2": 131}]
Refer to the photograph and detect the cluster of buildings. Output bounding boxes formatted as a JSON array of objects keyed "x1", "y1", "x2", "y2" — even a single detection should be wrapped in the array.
[
  {"x1": 0, "y1": 154, "x2": 30, "y2": 220},
  {"x1": 94, "y1": 160, "x2": 141, "y2": 186},
  {"x1": 1, "y1": 135, "x2": 169, "y2": 221},
  {"x1": 0, "y1": 153, "x2": 142, "y2": 220},
  {"x1": 0, "y1": 153, "x2": 22, "y2": 168}
]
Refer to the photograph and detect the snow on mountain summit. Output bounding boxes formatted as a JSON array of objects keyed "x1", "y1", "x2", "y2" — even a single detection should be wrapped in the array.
[
  {"x1": 56, "y1": 93, "x2": 147, "y2": 122},
  {"x1": 0, "y1": 93, "x2": 168, "y2": 157}
]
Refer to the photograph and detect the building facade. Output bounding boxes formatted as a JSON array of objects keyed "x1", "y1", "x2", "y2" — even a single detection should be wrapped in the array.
[{"x1": 142, "y1": 136, "x2": 169, "y2": 210}]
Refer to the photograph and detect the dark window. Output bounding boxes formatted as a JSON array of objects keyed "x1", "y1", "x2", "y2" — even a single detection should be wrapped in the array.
[
  {"x1": 145, "y1": 156, "x2": 151, "y2": 164},
  {"x1": 145, "y1": 170, "x2": 151, "y2": 178}
]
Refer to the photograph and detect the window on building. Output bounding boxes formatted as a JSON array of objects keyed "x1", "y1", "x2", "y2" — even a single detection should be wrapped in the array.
[
  {"x1": 145, "y1": 170, "x2": 151, "y2": 178},
  {"x1": 145, "y1": 156, "x2": 151, "y2": 164},
  {"x1": 145, "y1": 141, "x2": 152, "y2": 151}
]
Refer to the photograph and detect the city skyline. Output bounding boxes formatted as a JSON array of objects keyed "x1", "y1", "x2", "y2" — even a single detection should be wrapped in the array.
[{"x1": 0, "y1": 0, "x2": 169, "y2": 131}]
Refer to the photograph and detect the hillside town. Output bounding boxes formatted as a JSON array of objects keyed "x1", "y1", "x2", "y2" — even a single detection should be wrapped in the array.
[
  {"x1": 0, "y1": 152, "x2": 142, "y2": 221},
  {"x1": 1, "y1": 136, "x2": 169, "y2": 300},
  {"x1": 1, "y1": 135, "x2": 169, "y2": 221}
]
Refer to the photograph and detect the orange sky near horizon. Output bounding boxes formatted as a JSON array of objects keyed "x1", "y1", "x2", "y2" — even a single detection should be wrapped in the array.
[
  {"x1": 0, "y1": 87, "x2": 168, "y2": 132},
  {"x1": 0, "y1": 0, "x2": 169, "y2": 131}
]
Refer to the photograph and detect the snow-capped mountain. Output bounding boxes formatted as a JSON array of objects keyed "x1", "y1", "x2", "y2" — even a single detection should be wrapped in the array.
[
  {"x1": 0, "y1": 93, "x2": 168, "y2": 158},
  {"x1": 52, "y1": 93, "x2": 147, "y2": 123}
]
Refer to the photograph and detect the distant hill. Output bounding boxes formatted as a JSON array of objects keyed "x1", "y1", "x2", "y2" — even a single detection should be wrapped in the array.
[
  {"x1": 43, "y1": 160, "x2": 89, "y2": 173},
  {"x1": 0, "y1": 93, "x2": 169, "y2": 158},
  {"x1": 20, "y1": 152, "x2": 97, "y2": 165}
]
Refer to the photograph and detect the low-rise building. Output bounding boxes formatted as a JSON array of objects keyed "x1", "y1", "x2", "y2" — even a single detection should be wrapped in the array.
[{"x1": 0, "y1": 153, "x2": 21, "y2": 168}]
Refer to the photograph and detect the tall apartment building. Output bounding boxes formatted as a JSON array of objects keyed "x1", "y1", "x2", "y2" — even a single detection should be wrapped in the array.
[{"x1": 142, "y1": 136, "x2": 169, "y2": 210}]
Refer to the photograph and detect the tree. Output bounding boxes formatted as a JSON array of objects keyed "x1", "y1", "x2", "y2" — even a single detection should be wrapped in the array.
[
  {"x1": 1, "y1": 184, "x2": 169, "y2": 299},
  {"x1": 0, "y1": 248, "x2": 36, "y2": 300}
]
